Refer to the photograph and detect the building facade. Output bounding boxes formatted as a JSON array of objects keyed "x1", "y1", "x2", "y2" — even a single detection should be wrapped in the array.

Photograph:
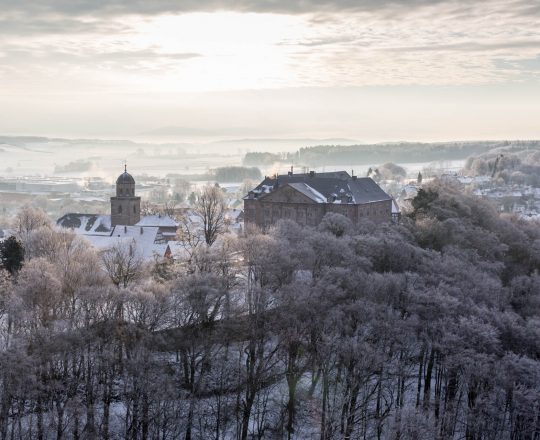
[
  {"x1": 244, "y1": 171, "x2": 393, "y2": 228},
  {"x1": 110, "y1": 167, "x2": 141, "y2": 227}
]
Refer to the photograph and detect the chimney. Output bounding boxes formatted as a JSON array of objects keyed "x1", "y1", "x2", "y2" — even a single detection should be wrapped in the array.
[
  {"x1": 288, "y1": 165, "x2": 293, "y2": 176},
  {"x1": 140, "y1": 226, "x2": 144, "y2": 235},
  {"x1": 124, "y1": 225, "x2": 127, "y2": 233},
  {"x1": 309, "y1": 170, "x2": 315, "y2": 178}
]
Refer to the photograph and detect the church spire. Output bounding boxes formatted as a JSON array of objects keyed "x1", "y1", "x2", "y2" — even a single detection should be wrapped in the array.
[{"x1": 111, "y1": 165, "x2": 140, "y2": 227}]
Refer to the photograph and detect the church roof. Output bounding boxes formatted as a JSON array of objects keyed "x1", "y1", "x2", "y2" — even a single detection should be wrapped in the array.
[
  {"x1": 83, "y1": 226, "x2": 169, "y2": 261},
  {"x1": 56, "y1": 213, "x2": 112, "y2": 235},
  {"x1": 116, "y1": 171, "x2": 135, "y2": 185},
  {"x1": 136, "y1": 215, "x2": 179, "y2": 228}
]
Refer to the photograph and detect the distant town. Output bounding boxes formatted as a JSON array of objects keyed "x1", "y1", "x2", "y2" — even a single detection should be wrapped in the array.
[{"x1": 1, "y1": 138, "x2": 539, "y2": 240}]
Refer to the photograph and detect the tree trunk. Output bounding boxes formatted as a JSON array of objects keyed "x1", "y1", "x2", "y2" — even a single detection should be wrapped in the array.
[
  {"x1": 344, "y1": 382, "x2": 360, "y2": 440},
  {"x1": 0, "y1": 378, "x2": 11, "y2": 440},
  {"x1": 320, "y1": 369, "x2": 329, "y2": 440},
  {"x1": 285, "y1": 343, "x2": 300, "y2": 440},
  {"x1": 56, "y1": 399, "x2": 64, "y2": 440},
  {"x1": 440, "y1": 369, "x2": 459, "y2": 440},
  {"x1": 102, "y1": 378, "x2": 111, "y2": 440},
  {"x1": 36, "y1": 397, "x2": 44, "y2": 440},
  {"x1": 141, "y1": 393, "x2": 149, "y2": 440},
  {"x1": 416, "y1": 347, "x2": 425, "y2": 408},
  {"x1": 185, "y1": 399, "x2": 194, "y2": 440},
  {"x1": 240, "y1": 394, "x2": 255, "y2": 440},
  {"x1": 423, "y1": 348, "x2": 435, "y2": 410}
]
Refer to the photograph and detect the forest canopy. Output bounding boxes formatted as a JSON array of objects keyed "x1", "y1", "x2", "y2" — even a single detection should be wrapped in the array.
[{"x1": 0, "y1": 182, "x2": 539, "y2": 440}]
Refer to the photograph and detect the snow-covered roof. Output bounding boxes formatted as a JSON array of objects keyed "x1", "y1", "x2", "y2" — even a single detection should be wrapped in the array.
[
  {"x1": 247, "y1": 172, "x2": 391, "y2": 205},
  {"x1": 111, "y1": 226, "x2": 160, "y2": 260},
  {"x1": 391, "y1": 199, "x2": 401, "y2": 214},
  {"x1": 288, "y1": 182, "x2": 328, "y2": 203},
  {"x1": 83, "y1": 225, "x2": 169, "y2": 261},
  {"x1": 225, "y1": 208, "x2": 244, "y2": 221},
  {"x1": 136, "y1": 214, "x2": 179, "y2": 228},
  {"x1": 57, "y1": 213, "x2": 112, "y2": 235}
]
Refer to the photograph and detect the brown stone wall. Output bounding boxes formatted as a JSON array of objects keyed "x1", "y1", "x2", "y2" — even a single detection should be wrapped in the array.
[
  {"x1": 111, "y1": 196, "x2": 141, "y2": 227},
  {"x1": 356, "y1": 200, "x2": 392, "y2": 224},
  {"x1": 244, "y1": 198, "x2": 392, "y2": 229}
]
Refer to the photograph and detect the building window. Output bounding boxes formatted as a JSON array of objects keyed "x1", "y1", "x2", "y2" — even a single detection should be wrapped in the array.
[
  {"x1": 133, "y1": 205, "x2": 136, "y2": 213},
  {"x1": 118, "y1": 205, "x2": 122, "y2": 214}
]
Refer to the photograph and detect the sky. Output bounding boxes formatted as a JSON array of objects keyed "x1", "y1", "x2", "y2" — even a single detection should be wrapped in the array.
[{"x1": 0, "y1": 0, "x2": 539, "y2": 141}]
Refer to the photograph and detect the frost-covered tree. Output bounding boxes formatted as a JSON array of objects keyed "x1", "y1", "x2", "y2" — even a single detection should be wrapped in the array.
[
  {"x1": 193, "y1": 185, "x2": 227, "y2": 246},
  {"x1": 0, "y1": 190, "x2": 539, "y2": 440},
  {"x1": 12, "y1": 205, "x2": 51, "y2": 245},
  {"x1": 101, "y1": 239, "x2": 144, "y2": 289}
]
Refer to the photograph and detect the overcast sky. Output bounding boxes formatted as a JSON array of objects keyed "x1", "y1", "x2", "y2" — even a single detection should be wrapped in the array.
[{"x1": 1, "y1": 0, "x2": 539, "y2": 141}]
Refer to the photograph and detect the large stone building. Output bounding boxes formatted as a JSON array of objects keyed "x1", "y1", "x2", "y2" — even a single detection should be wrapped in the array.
[
  {"x1": 110, "y1": 166, "x2": 141, "y2": 227},
  {"x1": 244, "y1": 170, "x2": 395, "y2": 228}
]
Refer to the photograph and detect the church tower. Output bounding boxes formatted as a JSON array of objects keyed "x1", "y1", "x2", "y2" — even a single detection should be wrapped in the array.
[{"x1": 111, "y1": 166, "x2": 141, "y2": 227}]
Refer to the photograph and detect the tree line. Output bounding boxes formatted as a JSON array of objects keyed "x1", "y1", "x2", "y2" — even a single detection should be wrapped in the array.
[
  {"x1": 243, "y1": 141, "x2": 540, "y2": 167},
  {"x1": 0, "y1": 180, "x2": 539, "y2": 439}
]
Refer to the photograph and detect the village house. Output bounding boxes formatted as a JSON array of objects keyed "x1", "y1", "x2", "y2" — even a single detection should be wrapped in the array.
[{"x1": 244, "y1": 170, "x2": 396, "y2": 228}]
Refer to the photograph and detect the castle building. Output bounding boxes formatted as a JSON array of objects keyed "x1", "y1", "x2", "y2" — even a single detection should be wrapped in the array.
[
  {"x1": 244, "y1": 170, "x2": 395, "y2": 228},
  {"x1": 110, "y1": 166, "x2": 141, "y2": 227}
]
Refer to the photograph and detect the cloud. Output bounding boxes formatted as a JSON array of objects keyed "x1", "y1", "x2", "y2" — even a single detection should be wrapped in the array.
[
  {"x1": 279, "y1": 35, "x2": 359, "y2": 47},
  {"x1": 0, "y1": 0, "x2": 456, "y2": 17},
  {"x1": 0, "y1": 0, "x2": 536, "y2": 39},
  {"x1": 384, "y1": 40, "x2": 540, "y2": 53},
  {"x1": 0, "y1": 45, "x2": 200, "y2": 65},
  {"x1": 1, "y1": 0, "x2": 539, "y2": 95},
  {"x1": 0, "y1": 16, "x2": 131, "y2": 36},
  {"x1": 94, "y1": 49, "x2": 201, "y2": 62}
]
